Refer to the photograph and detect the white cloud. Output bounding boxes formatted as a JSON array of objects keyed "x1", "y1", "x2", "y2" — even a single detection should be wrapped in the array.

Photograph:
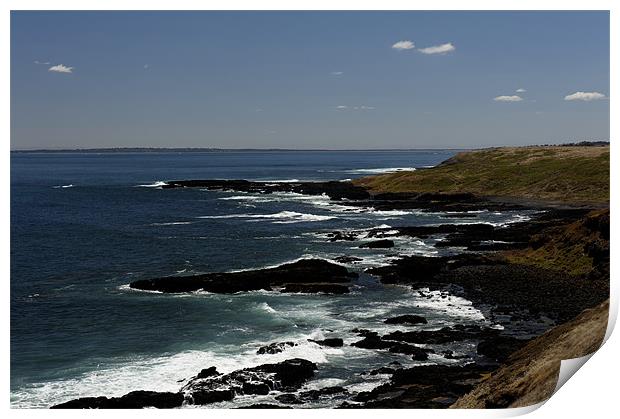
[
  {"x1": 331, "y1": 71, "x2": 344, "y2": 76},
  {"x1": 48, "y1": 64, "x2": 74, "y2": 74},
  {"x1": 336, "y1": 105, "x2": 348, "y2": 110},
  {"x1": 391, "y1": 40, "x2": 415, "y2": 50},
  {"x1": 144, "y1": 64, "x2": 150, "y2": 69},
  {"x1": 493, "y1": 95, "x2": 523, "y2": 102},
  {"x1": 564, "y1": 91, "x2": 606, "y2": 101},
  {"x1": 516, "y1": 88, "x2": 526, "y2": 93},
  {"x1": 419, "y1": 43, "x2": 455, "y2": 55},
  {"x1": 34, "y1": 60, "x2": 50, "y2": 65}
]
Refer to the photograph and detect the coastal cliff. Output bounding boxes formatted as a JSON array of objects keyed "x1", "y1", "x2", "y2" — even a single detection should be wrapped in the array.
[{"x1": 355, "y1": 145, "x2": 610, "y2": 408}]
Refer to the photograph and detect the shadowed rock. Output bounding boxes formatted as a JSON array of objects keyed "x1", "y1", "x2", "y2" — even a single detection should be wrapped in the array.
[{"x1": 51, "y1": 391, "x2": 184, "y2": 409}]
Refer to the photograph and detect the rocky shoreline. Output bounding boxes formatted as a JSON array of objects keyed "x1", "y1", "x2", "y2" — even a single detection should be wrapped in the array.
[{"x1": 52, "y1": 178, "x2": 609, "y2": 409}]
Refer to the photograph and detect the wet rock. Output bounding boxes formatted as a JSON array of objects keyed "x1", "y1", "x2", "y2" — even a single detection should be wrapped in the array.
[
  {"x1": 355, "y1": 364, "x2": 494, "y2": 408},
  {"x1": 191, "y1": 389, "x2": 235, "y2": 405},
  {"x1": 196, "y1": 366, "x2": 220, "y2": 378},
  {"x1": 384, "y1": 315, "x2": 428, "y2": 325},
  {"x1": 387, "y1": 343, "x2": 431, "y2": 360},
  {"x1": 351, "y1": 334, "x2": 393, "y2": 350},
  {"x1": 51, "y1": 391, "x2": 185, "y2": 409},
  {"x1": 242, "y1": 381, "x2": 271, "y2": 395},
  {"x1": 184, "y1": 358, "x2": 317, "y2": 405},
  {"x1": 333, "y1": 255, "x2": 363, "y2": 264},
  {"x1": 382, "y1": 325, "x2": 499, "y2": 345},
  {"x1": 309, "y1": 338, "x2": 344, "y2": 347},
  {"x1": 359, "y1": 239, "x2": 394, "y2": 249},
  {"x1": 257, "y1": 342, "x2": 296, "y2": 355},
  {"x1": 328, "y1": 231, "x2": 358, "y2": 242}
]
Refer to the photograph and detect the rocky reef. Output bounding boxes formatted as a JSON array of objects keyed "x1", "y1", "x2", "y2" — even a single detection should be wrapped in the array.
[
  {"x1": 52, "y1": 358, "x2": 318, "y2": 409},
  {"x1": 129, "y1": 258, "x2": 357, "y2": 294}
]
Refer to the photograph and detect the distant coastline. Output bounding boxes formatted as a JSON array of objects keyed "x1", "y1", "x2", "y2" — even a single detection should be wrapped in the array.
[
  {"x1": 11, "y1": 147, "x2": 469, "y2": 153},
  {"x1": 10, "y1": 141, "x2": 608, "y2": 154}
]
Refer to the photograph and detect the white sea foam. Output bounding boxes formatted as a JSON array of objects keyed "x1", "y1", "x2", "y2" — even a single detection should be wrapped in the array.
[
  {"x1": 10, "y1": 338, "x2": 334, "y2": 409},
  {"x1": 52, "y1": 184, "x2": 74, "y2": 189},
  {"x1": 136, "y1": 181, "x2": 168, "y2": 188},
  {"x1": 199, "y1": 211, "x2": 336, "y2": 223},
  {"x1": 343, "y1": 167, "x2": 417, "y2": 174},
  {"x1": 258, "y1": 178, "x2": 301, "y2": 183}
]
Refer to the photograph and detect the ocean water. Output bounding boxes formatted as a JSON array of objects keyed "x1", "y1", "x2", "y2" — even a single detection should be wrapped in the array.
[{"x1": 10, "y1": 150, "x2": 527, "y2": 408}]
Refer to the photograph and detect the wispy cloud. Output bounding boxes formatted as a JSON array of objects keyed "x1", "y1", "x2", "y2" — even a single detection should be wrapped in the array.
[
  {"x1": 144, "y1": 64, "x2": 150, "y2": 70},
  {"x1": 516, "y1": 88, "x2": 526, "y2": 93},
  {"x1": 391, "y1": 40, "x2": 415, "y2": 50},
  {"x1": 34, "y1": 60, "x2": 50, "y2": 65},
  {"x1": 564, "y1": 91, "x2": 606, "y2": 101},
  {"x1": 48, "y1": 64, "x2": 74, "y2": 74},
  {"x1": 335, "y1": 105, "x2": 375, "y2": 110},
  {"x1": 331, "y1": 71, "x2": 344, "y2": 76},
  {"x1": 493, "y1": 95, "x2": 523, "y2": 102},
  {"x1": 418, "y1": 43, "x2": 455, "y2": 55}
]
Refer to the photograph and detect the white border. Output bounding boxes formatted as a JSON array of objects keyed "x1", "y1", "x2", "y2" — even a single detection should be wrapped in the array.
[{"x1": 3, "y1": 2, "x2": 616, "y2": 419}]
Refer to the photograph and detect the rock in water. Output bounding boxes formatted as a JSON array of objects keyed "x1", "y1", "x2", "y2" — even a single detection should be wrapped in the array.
[
  {"x1": 184, "y1": 358, "x2": 317, "y2": 405},
  {"x1": 51, "y1": 391, "x2": 185, "y2": 409},
  {"x1": 51, "y1": 359, "x2": 317, "y2": 409},
  {"x1": 256, "y1": 342, "x2": 296, "y2": 355},
  {"x1": 359, "y1": 239, "x2": 395, "y2": 249},
  {"x1": 129, "y1": 258, "x2": 354, "y2": 294},
  {"x1": 309, "y1": 338, "x2": 344, "y2": 347}
]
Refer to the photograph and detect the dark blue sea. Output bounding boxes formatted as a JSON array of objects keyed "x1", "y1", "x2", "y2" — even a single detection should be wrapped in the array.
[{"x1": 10, "y1": 150, "x2": 529, "y2": 408}]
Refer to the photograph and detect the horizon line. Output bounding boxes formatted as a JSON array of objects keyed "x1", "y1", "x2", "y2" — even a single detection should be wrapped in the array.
[{"x1": 10, "y1": 141, "x2": 609, "y2": 153}]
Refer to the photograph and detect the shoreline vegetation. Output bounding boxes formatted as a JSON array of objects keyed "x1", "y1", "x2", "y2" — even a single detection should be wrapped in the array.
[{"x1": 52, "y1": 144, "x2": 610, "y2": 409}]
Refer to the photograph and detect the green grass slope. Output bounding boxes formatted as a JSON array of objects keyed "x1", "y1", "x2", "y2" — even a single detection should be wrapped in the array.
[{"x1": 354, "y1": 146, "x2": 609, "y2": 205}]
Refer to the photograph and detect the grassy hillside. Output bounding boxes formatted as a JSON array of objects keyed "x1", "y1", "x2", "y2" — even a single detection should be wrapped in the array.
[
  {"x1": 506, "y1": 209, "x2": 609, "y2": 277},
  {"x1": 354, "y1": 146, "x2": 609, "y2": 205},
  {"x1": 452, "y1": 299, "x2": 608, "y2": 408}
]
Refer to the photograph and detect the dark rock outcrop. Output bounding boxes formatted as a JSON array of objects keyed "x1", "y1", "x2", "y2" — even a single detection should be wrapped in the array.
[
  {"x1": 184, "y1": 358, "x2": 317, "y2": 405},
  {"x1": 52, "y1": 359, "x2": 317, "y2": 409},
  {"x1": 359, "y1": 240, "x2": 394, "y2": 249},
  {"x1": 257, "y1": 342, "x2": 296, "y2": 355},
  {"x1": 161, "y1": 179, "x2": 371, "y2": 201},
  {"x1": 384, "y1": 315, "x2": 428, "y2": 325},
  {"x1": 130, "y1": 259, "x2": 355, "y2": 294},
  {"x1": 309, "y1": 338, "x2": 344, "y2": 347},
  {"x1": 51, "y1": 391, "x2": 184, "y2": 409}
]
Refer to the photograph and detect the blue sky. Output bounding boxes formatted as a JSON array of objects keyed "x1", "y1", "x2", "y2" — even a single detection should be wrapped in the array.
[{"x1": 11, "y1": 11, "x2": 609, "y2": 149}]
